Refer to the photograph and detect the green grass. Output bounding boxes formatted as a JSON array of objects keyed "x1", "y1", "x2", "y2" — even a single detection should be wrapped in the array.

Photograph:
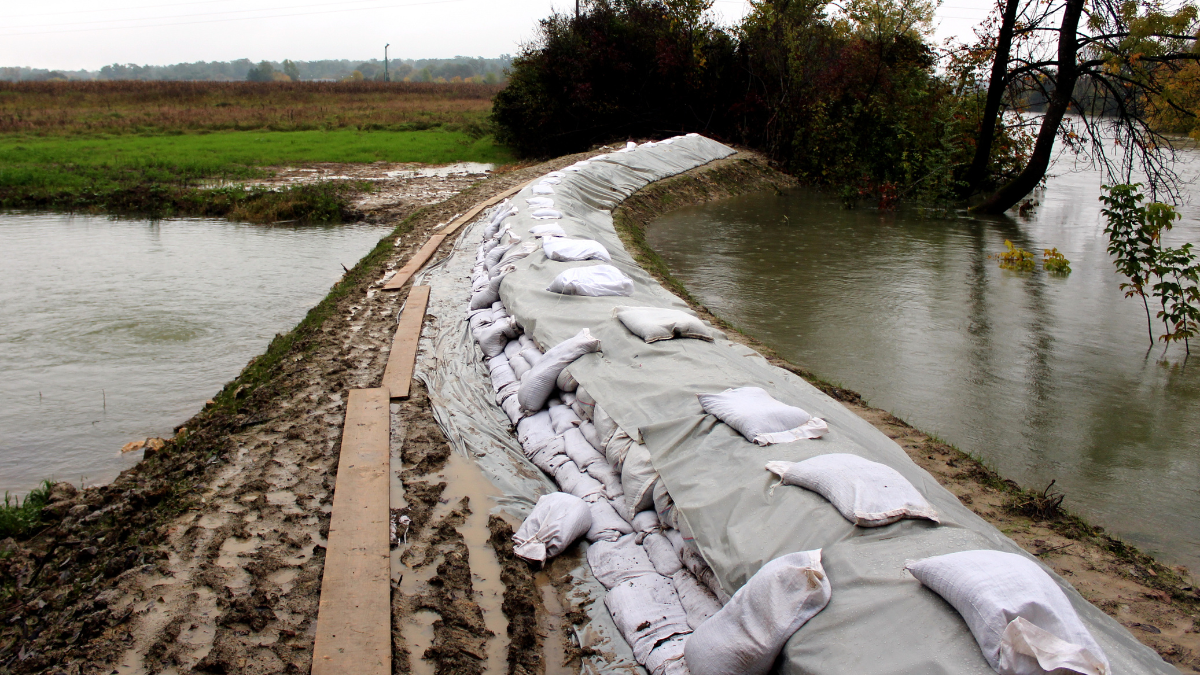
[
  {"x1": 0, "y1": 481, "x2": 51, "y2": 540},
  {"x1": 0, "y1": 129, "x2": 513, "y2": 220}
]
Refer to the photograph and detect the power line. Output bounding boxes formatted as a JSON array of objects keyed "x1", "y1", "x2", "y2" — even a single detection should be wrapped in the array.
[{"x1": 5, "y1": 0, "x2": 248, "y2": 20}]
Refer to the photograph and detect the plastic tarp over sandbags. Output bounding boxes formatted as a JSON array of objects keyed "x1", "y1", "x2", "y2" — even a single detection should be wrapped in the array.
[
  {"x1": 766, "y1": 454, "x2": 940, "y2": 527},
  {"x1": 543, "y1": 236, "x2": 613, "y2": 262},
  {"x1": 907, "y1": 550, "x2": 1110, "y2": 675},
  {"x1": 547, "y1": 265, "x2": 634, "y2": 297},
  {"x1": 685, "y1": 550, "x2": 831, "y2": 675},
  {"x1": 513, "y1": 492, "x2": 593, "y2": 563},
  {"x1": 698, "y1": 387, "x2": 828, "y2": 444}
]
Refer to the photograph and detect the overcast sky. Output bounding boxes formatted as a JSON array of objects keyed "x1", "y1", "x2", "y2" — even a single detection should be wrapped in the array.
[{"x1": 1, "y1": 0, "x2": 997, "y2": 71}]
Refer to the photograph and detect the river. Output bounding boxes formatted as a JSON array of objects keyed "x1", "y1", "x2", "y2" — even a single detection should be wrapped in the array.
[
  {"x1": 648, "y1": 155, "x2": 1200, "y2": 572},
  {"x1": 0, "y1": 214, "x2": 391, "y2": 496}
]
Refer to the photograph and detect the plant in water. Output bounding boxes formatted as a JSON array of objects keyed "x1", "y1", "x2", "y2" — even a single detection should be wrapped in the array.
[
  {"x1": 1043, "y1": 248, "x2": 1071, "y2": 274},
  {"x1": 0, "y1": 481, "x2": 51, "y2": 539},
  {"x1": 994, "y1": 239, "x2": 1036, "y2": 271},
  {"x1": 1152, "y1": 243, "x2": 1200, "y2": 354}
]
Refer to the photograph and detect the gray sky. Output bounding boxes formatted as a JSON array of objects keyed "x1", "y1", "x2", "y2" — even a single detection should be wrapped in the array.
[{"x1": 1, "y1": 0, "x2": 996, "y2": 71}]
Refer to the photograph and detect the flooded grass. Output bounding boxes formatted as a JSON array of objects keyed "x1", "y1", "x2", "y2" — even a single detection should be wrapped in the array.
[{"x1": 0, "y1": 481, "x2": 50, "y2": 539}]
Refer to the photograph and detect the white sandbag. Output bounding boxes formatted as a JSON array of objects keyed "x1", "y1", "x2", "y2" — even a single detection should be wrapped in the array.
[
  {"x1": 530, "y1": 223, "x2": 567, "y2": 237},
  {"x1": 547, "y1": 170, "x2": 566, "y2": 177},
  {"x1": 501, "y1": 393, "x2": 524, "y2": 424},
  {"x1": 484, "y1": 242, "x2": 512, "y2": 268},
  {"x1": 906, "y1": 550, "x2": 1110, "y2": 675},
  {"x1": 543, "y1": 237, "x2": 612, "y2": 263},
  {"x1": 532, "y1": 182, "x2": 554, "y2": 195},
  {"x1": 587, "y1": 498, "x2": 634, "y2": 542},
  {"x1": 593, "y1": 405, "x2": 619, "y2": 447},
  {"x1": 766, "y1": 454, "x2": 939, "y2": 527},
  {"x1": 606, "y1": 429, "x2": 637, "y2": 474},
  {"x1": 509, "y1": 353, "x2": 531, "y2": 380},
  {"x1": 697, "y1": 387, "x2": 827, "y2": 445},
  {"x1": 653, "y1": 480, "x2": 680, "y2": 530},
  {"x1": 470, "y1": 272, "x2": 509, "y2": 310},
  {"x1": 540, "y1": 175, "x2": 562, "y2": 185},
  {"x1": 516, "y1": 334, "x2": 537, "y2": 351},
  {"x1": 645, "y1": 635, "x2": 690, "y2": 675},
  {"x1": 512, "y1": 492, "x2": 592, "y2": 563},
  {"x1": 473, "y1": 317, "x2": 520, "y2": 358},
  {"x1": 680, "y1": 545, "x2": 730, "y2": 604},
  {"x1": 547, "y1": 265, "x2": 633, "y2": 297},
  {"x1": 518, "y1": 328, "x2": 602, "y2": 413},
  {"x1": 564, "y1": 428, "x2": 605, "y2": 468},
  {"x1": 579, "y1": 421, "x2": 602, "y2": 451},
  {"x1": 528, "y1": 438, "x2": 571, "y2": 475},
  {"x1": 574, "y1": 386, "x2": 596, "y2": 420},
  {"x1": 684, "y1": 550, "x2": 831, "y2": 675},
  {"x1": 471, "y1": 274, "x2": 490, "y2": 293},
  {"x1": 605, "y1": 574, "x2": 692, "y2": 663},
  {"x1": 556, "y1": 367, "x2": 579, "y2": 392},
  {"x1": 519, "y1": 346, "x2": 543, "y2": 366},
  {"x1": 497, "y1": 241, "x2": 538, "y2": 268},
  {"x1": 561, "y1": 391, "x2": 577, "y2": 406},
  {"x1": 495, "y1": 381, "x2": 519, "y2": 405},
  {"x1": 550, "y1": 405, "x2": 583, "y2": 434},
  {"x1": 643, "y1": 532, "x2": 683, "y2": 576},
  {"x1": 672, "y1": 569, "x2": 722, "y2": 630},
  {"x1": 467, "y1": 307, "x2": 498, "y2": 332},
  {"x1": 615, "y1": 306, "x2": 714, "y2": 343},
  {"x1": 531, "y1": 208, "x2": 563, "y2": 219},
  {"x1": 588, "y1": 461, "x2": 624, "y2": 500},
  {"x1": 586, "y1": 534, "x2": 658, "y2": 588},
  {"x1": 632, "y1": 510, "x2": 660, "y2": 535},
  {"x1": 488, "y1": 355, "x2": 517, "y2": 391},
  {"x1": 554, "y1": 460, "x2": 605, "y2": 500},
  {"x1": 621, "y1": 443, "x2": 659, "y2": 521},
  {"x1": 517, "y1": 411, "x2": 556, "y2": 448},
  {"x1": 525, "y1": 196, "x2": 554, "y2": 208},
  {"x1": 502, "y1": 338, "x2": 522, "y2": 359}
]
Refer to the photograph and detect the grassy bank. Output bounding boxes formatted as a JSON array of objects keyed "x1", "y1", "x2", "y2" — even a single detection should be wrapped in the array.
[{"x1": 0, "y1": 81, "x2": 512, "y2": 221}]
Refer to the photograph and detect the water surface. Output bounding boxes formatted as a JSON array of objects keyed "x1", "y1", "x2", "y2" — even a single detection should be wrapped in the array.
[
  {"x1": 649, "y1": 163, "x2": 1200, "y2": 571},
  {"x1": 0, "y1": 214, "x2": 391, "y2": 495}
]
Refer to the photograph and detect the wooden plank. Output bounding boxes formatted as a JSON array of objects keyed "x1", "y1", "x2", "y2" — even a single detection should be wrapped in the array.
[
  {"x1": 382, "y1": 233, "x2": 446, "y2": 291},
  {"x1": 311, "y1": 388, "x2": 391, "y2": 675},
  {"x1": 381, "y1": 285, "x2": 431, "y2": 399},
  {"x1": 437, "y1": 181, "x2": 529, "y2": 236}
]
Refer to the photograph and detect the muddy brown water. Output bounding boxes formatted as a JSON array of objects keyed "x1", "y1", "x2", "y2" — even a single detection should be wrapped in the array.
[
  {"x1": 648, "y1": 159, "x2": 1200, "y2": 573},
  {"x1": 0, "y1": 213, "x2": 392, "y2": 495}
]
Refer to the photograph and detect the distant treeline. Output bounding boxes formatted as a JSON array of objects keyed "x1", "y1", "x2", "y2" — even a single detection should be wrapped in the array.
[{"x1": 0, "y1": 56, "x2": 512, "y2": 83}]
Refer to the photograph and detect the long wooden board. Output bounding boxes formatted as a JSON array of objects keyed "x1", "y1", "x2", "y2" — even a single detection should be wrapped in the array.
[
  {"x1": 381, "y1": 285, "x2": 431, "y2": 399},
  {"x1": 437, "y1": 180, "x2": 529, "y2": 236},
  {"x1": 382, "y1": 233, "x2": 445, "y2": 291},
  {"x1": 311, "y1": 387, "x2": 391, "y2": 675}
]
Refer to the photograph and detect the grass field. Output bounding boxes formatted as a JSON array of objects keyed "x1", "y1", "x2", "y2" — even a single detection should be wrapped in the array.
[{"x1": 0, "y1": 81, "x2": 512, "y2": 220}]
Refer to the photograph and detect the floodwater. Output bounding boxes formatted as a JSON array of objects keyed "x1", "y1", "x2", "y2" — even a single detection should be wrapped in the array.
[
  {"x1": 648, "y1": 156, "x2": 1200, "y2": 572},
  {"x1": 0, "y1": 213, "x2": 391, "y2": 496}
]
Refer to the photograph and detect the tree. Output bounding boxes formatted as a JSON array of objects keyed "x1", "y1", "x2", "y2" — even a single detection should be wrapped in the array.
[
  {"x1": 282, "y1": 59, "x2": 300, "y2": 82},
  {"x1": 962, "y1": 0, "x2": 1200, "y2": 213},
  {"x1": 246, "y1": 61, "x2": 276, "y2": 82}
]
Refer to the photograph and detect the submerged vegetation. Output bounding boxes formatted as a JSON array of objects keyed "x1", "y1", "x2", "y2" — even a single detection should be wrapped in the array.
[{"x1": 0, "y1": 82, "x2": 511, "y2": 220}]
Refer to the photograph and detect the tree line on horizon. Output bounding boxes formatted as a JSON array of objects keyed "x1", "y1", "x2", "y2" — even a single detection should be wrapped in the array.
[{"x1": 0, "y1": 56, "x2": 511, "y2": 84}]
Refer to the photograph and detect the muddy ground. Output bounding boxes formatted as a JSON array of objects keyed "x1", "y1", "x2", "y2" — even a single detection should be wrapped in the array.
[{"x1": 1, "y1": 148, "x2": 1196, "y2": 675}]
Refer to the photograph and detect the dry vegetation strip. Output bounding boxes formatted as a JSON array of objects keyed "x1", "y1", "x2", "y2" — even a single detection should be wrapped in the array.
[{"x1": 0, "y1": 81, "x2": 502, "y2": 135}]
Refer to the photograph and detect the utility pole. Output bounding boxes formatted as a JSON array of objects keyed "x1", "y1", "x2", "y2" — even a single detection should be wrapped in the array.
[
  {"x1": 575, "y1": 0, "x2": 579, "y2": 18},
  {"x1": 384, "y1": 43, "x2": 390, "y2": 82}
]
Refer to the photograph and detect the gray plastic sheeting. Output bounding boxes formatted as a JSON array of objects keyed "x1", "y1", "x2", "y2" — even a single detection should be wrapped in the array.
[
  {"x1": 412, "y1": 220, "x2": 644, "y2": 675},
  {"x1": 482, "y1": 135, "x2": 1175, "y2": 674}
]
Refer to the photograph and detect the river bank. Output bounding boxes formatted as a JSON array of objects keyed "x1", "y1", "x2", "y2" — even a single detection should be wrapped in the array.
[{"x1": 1, "y1": 148, "x2": 1196, "y2": 674}]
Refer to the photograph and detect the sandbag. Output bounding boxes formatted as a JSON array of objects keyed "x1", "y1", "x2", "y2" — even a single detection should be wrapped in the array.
[
  {"x1": 593, "y1": 405, "x2": 619, "y2": 448},
  {"x1": 766, "y1": 454, "x2": 940, "y2": 527},
  {"x1": 606, "y1": 429, "x2": 637, "y2": 475},
  {"x1": 554, "y1": 460, "x2": 605, "y2": 500},
  {"x1": 516, "y1": 411, "x2": 556, "y2": 448},
  {"x1": 550, "y1": 405, "x2": 583, "y2": 434},
  {"x1": 473, "y1": 317, "x2": 519, "y2": 358},
  {"x1": 519, "y1": 347, "x2": 543, "y2": 367},
  {"x1": 530, "y1": 223, "x2": 567, "y2": 237},
  {"x1": 615, "y1": 306, "x2": 714, "y2": 343},
  {"x1": 645, "y1": 635, "x2": 690, "y2": 675},
  {"x1": 469, "y1": 272, "x2": 509, "y2": 310},
  {"x1": 697, "y1": 386, "x2": 828, "y2": 444},
  {"x1": 579, "y1": 421, "x2": 602, "y2": 451},
  {"x1": 497, "y1": 241, "x2": 538, "y2": 268},
  {"x1": 525, "y1": 196, "x2": 554, "y2": 208},
  {"x1": 531, "y1": 208, "x2": 563, "y2": 219},
  {"x1": 653, "y1": 480, "x2": 681, "y2": 530},
  {"x1": 684, "y1": 550, "x2": 831, "y2": 675},
  {"x1": 527, "y1": 437, "x2": 570, "y2": 474},
  {"x1": 532, "y1": 182, "x2": 555, "y2": 195},
  {"x1": 621, "y1": 443, "x2": 659, "y2": 521},
  {"x1": 906, "y1": 550, "x2": 1110, "y2": 675},
  {"x1": 574, "y1": 386, "x2": 596, "y2": 420},
  {"x1": 632, "y1": 510, "x2": 660, "y2": 535},
  {"x1": 586, "y1": 533, "x2": 658, "y2": 588},
  {"x1": 605, "y1": 573, "x2": 692, "y2": 663},
  {"x1": 680, "y1": 545, "x2": 730, "y2": 604},
  {"x1": 468, "y1": 307, "x2": 499, "y2": 332},
  {"x1": 508, "y1": 353, "x2": 531, "y2": 380},
  {"x1": 556, "y1": 367, "x2": 579, "y2": 392},
  {"x1": 502, "y1": 339, "x2": 522, "y2": 359},
  {"x1": 518, "y1": 328, "x2": 602, "y2": 413},
  {"x1": 543, "y1": 237, "x2": 612, "y2": 262},
  {"x1": 672, "y1": 569, "x2": 722, "y2": 630},
  {"x1": 547, "y1": 265, "x2": 634, "y2": 297},
  {"x1": 587, "y1": 461, "x2": 624, "y2": 500},
  {"x1": 564, "y1": 428, "x2": 606, "y2": 468},
  {"x1": 484, "y1": 242, "x2": 512, "y2": 269},
  {"x1": 488, "y1": 355, "x2": 517, "y2": 391},
  {"x1": 643, "y1": 532, "x2": 683, "y2": 576},
  {"x1": 518, "y1": 334, "x2": 539, "y2": 351},
  {"x1": 587, "y1": 498, "x2": 634, "y2": 542},
  {"x1": 512, "y1": 492, "x2": 592, "y2": 563},
  {"x1": 495, "y1": 381, "x2": 519, "y2": 405},
  {"x1": 501, "y1": 394, "x2": 524, "y2": 424}
]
